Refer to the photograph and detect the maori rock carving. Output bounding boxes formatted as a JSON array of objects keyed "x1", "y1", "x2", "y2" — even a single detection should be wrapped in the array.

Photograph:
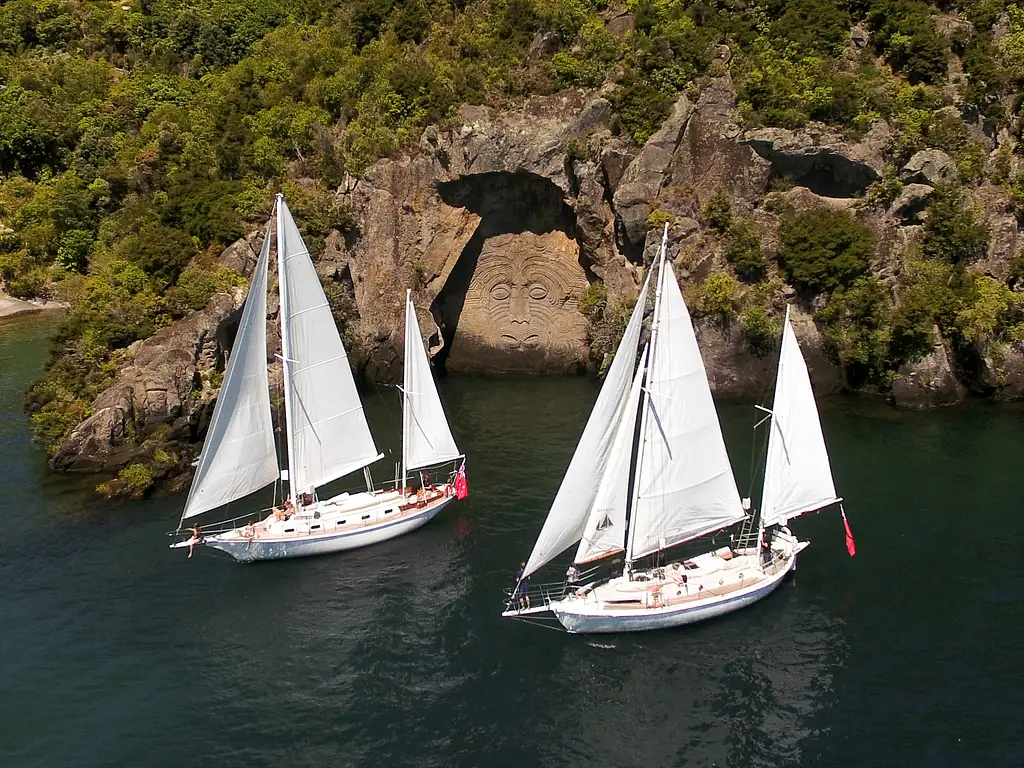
[{"x1": 445, "y1": 231, "x2": 589, "y2": 373}]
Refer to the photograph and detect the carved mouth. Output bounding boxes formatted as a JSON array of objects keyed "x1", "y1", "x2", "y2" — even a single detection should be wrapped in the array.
[{"x1": 500, "y1": 334, "x2": 541, "y2": 350}]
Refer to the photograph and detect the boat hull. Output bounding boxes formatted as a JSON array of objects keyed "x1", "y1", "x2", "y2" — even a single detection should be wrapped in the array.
[
  {"x1": 195, "y1": 490, "x2": 454, "y2": 563},
  {"x1": 540, "y1": 532, "x2": 809, "y2": 634},
  {"x1": 551, "y1": 555, "x2": 794, "y2": 633}
]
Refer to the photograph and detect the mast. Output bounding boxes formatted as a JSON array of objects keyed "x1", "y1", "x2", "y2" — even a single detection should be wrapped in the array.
[
  {"x1": 402, "y1": 289, "x2": 411, "y2": 496},
  {"x1": 275, "y1": 193, "x2": 299, "y2": 506},
  {"x1": 624, "y1": 223, "x2": 669, "y2": 577}
]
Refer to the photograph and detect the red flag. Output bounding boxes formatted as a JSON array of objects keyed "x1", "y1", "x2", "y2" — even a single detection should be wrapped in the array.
[
  {"x1": 454, "y1": 461, "x2": 468, "y2": 500},
  {"x1": 842, "y1": 509, "x2": 856, "y2": 557}
]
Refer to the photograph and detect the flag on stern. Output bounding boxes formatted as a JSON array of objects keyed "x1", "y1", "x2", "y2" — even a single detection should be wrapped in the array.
[{"x1": 454, "y1": 460, "x2": 468, "y2": 500}]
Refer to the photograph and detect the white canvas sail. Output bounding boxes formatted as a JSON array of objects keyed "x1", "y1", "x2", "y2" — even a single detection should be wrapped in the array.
[
  {"x1": 276, "y1": 196, "x2": 382, "y2": 496},
  {"x1": 403, "y1": 290, "x2": 461, "y2": 471},
  {"x1": 760, "y1": 307, "x2": 840, "y2": 528},
  {"x1": 574, "y1": 346, "x2": 647, "y2": 565},
  {"x1": 181, "y1": 224, "x2": 279, "y2": 520},
  {"x1": 627, "y1": 259, "x2": 746, "y2": 561},
  {"x1": 522, "y1": 269, "x2": 654, "y2": 577}
]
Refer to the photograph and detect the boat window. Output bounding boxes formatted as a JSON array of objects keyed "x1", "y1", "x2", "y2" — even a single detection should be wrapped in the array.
[
  {"x1": 361, "y1": 514, "x2": 370, "y2": 520},
  {"x1": 285, "y1": 528, "x2": 295, "y2": 533},
  {"x1": 337, "y1": 520, "x2": 347, "y2": 526},
  {"x1": 311, "y1": 525, "x2": 321, "y2": 531}
]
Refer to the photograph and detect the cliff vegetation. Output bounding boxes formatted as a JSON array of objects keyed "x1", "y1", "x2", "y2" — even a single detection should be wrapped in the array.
[{"x1": 5, "y1": 0, "x2": 1024, "y2": 472}]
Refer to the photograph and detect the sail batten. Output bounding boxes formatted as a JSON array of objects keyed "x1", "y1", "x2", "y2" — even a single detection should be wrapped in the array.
[
  {"x1": 760, "y1": 307, "x2": 839, "y2": 527},
  {"x1": 181, "y1": 220, "x2": 279, "y2": 521},
  {"x1": 626, "y1": 257, "x2": 746, "y2": 561},
  {"x1": 277, "y1": 197, "x2": 381, "y2": 496},
  {"x1": 522, "y1": 269, "x2": 654, "y2": 578},
  {"x1": 403, "y1": 290, "x2": 462, "y2": 472}
]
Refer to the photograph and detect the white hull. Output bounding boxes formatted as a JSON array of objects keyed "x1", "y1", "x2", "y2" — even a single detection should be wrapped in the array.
[
  {"x1": 186, "y1": 485, "x2": 456, "y2": 563},
  {"x1": 507, "y1": 531, "x2": 809, "y2": 634}
]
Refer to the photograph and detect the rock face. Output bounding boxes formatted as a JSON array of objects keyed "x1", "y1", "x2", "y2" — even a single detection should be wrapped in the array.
[
  {"x1": 743, "y1": 123, "x2": 883, "y2": 197},
  {"x1": 891, "y1": 334, "x2": 965, "y2": 408},
  {"x1": 51, "y1": 290, "x2": 245, "y2": 471}
]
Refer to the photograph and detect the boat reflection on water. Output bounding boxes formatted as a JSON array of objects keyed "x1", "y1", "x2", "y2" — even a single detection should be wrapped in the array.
[{"x1": 535, "y1": 590, "x2": 847, "y2": 767}]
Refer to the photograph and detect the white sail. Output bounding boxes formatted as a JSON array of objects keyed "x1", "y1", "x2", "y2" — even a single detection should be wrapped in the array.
[
  {"x1": 522, "y1": 269, "x2": 654, "y2": 577},
  {"x1": 403, "y1": 290, "x2": 461, "y2": 471},
  {"x1": 277, "y1": 196, "x2": 382, "y2": 496},
  {"x1": 574, "y1": 345, "x2": 647, "y2": 565},
  {"x1": 627, "y1": 259, "x2": 746, "y2": 561},
  {"x1": 181, "y1": 223, "x2": 279, "y2": 520},
  {"x1": 760, "y1": 307, "x2": 840, "y2": 528}
]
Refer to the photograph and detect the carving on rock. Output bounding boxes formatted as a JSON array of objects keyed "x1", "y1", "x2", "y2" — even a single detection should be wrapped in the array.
[{"x1": 444, "y1": 230, "x2": 589, "y2": 373}]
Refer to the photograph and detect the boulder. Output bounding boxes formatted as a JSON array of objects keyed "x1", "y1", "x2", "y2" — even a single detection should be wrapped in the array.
[
  {"x1": 901, "y1": 149, "x2": 960, "y2": 186},
  {"x1": 889, "y1": 183, "x2": 934, "y2": 224}
]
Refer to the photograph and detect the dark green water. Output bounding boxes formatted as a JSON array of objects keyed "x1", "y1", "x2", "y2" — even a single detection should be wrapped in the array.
[{"x1": 2, "y1": 315, "x2": 1023, "y2": 767}]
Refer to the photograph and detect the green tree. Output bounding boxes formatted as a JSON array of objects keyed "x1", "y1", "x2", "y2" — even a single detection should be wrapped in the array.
[{"x1": 778, "y1": 208, "x2": 874, "y2": 294}]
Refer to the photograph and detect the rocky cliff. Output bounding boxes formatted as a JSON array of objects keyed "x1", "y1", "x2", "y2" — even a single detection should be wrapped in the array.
[{"x1": 52, "y1": 54, "x2": 1024, "y2": 484}]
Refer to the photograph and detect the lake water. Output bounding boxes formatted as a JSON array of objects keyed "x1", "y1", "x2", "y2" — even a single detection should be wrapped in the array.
[{"x1": 1, "y1": 315, "x2": 1022, "y2": 767}]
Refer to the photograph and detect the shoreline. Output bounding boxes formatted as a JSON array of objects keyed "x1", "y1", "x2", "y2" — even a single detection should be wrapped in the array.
[{"x1": 0, "y1": 294, "x2": 67, "y2": 320}]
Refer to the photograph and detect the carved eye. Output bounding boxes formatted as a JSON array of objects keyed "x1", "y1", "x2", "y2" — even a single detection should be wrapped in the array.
[
  {"x1": 490, "y1": 284, "x2": 511, "y2": 301},
  {"x1": 528, "y1": 284, "x2": 548, "y2": 300}
]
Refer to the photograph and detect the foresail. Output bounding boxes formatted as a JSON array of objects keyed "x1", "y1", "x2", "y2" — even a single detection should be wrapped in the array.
[
  {"x1": 403, "y1": 290, "x2": 461, "y2": 471},
  {"x1": 627, "y1": 260, "x2": 745, "y2": 561},
  {"x1": 574, "y1": 346, "x2": 647, "y2": 565},
  {"x1": 522, "y1": 269, "x2": 653, "y2": 578},
  {"x1": 277, "y1": 197, "x2": 381, "y2": 495},
  {"x1": 760, "y1": 308, "x2": 839, "y2": 527},
  {"x1": 181, "y1": 224, "x2": 278, "y2": 521}
]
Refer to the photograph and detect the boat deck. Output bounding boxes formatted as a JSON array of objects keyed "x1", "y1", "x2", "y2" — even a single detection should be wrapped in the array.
[
  {"x1": 565, "y1": 546, "x2": 790, "y2": 612},
  {"x1": 218, "y1": 485, "x2": 453, "y2": 543}
]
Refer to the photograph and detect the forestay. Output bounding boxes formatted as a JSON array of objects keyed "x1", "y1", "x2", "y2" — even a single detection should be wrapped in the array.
[
  {"x1": 181, "y1": 222, "x2": 279, "y2": 520},
  {"x1": 575, "y1": 345, "x2": 647, "y2": 565},
  {"x1": 403, "y1": 290, "x2": 461, "y2": 471},
  {"x1": 627, "y1": 259, "x2": 746, "y2": 561},
  {"x1": 760, "y1": 307, "x2": 840, "y2": 527},
  {"x1": 522, "y1": 269, "x2": 653, "y2": 577},
  {"x1": 277, "y1": 197, "x2": 382, "y2": 495}
]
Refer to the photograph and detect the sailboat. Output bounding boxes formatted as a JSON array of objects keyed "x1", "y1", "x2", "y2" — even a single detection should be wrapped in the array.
[
  {"x1": 502, "y1": 224, "x2": 847, "y2": 633},
  {"x1": 170, "y1": 194, "x2": 466, "y2": 562}
]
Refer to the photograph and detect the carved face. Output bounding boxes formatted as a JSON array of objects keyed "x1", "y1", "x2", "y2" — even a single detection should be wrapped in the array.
[{"x1": 449, "y1": 231, "x2": 589, "y2": 371}]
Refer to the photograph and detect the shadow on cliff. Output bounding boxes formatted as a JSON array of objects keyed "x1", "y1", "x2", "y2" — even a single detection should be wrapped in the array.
[{"x1": 431, "y1": 171, "x2": 583, "y2": 374}]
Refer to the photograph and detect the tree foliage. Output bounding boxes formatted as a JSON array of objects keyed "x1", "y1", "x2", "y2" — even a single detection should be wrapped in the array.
[{"x1": 778, "y1": 208, "x2": 874, "y2": 295}]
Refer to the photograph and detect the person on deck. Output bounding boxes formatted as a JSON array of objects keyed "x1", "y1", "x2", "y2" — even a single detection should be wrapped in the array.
[
  {"x1": 284, "y1": 498, "x2": 295, "y2": 518},
  {"x1": 273, "y1": 506, "x2": 286, "y2": 521},
  {"x1": 515, "y1": 562, "x2": 531, "y2": 610},
  {"x1": 566, "y1": 564, "x2": 580, "y2": 586},
  {"x1": 186, "y1": 526, "x2": 201, "y2": 559}
]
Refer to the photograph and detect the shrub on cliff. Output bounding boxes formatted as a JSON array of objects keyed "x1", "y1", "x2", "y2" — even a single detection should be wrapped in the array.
[
  {"x1": 817, "y1": 277, "x2": 893, "y2": 386},
  {"x1": 921, "y1": 186, "x2": 990, "y2": 265},
  {"x1": 579, "y1": 282, "x2": 635, "y2": 374},
  {"x1": 725, "y1": 220, "x2": 767, "y2": 283},
  {"x1": 778, "y1": 208, "x2": 874, "y2": 295}
]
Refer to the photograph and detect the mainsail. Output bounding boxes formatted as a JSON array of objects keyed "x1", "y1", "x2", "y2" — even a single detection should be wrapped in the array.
[
  {"x1": 276, "y1": 196, "x2": 382, "y2": 497},
  {"x1": 181, "y1": 221, "x2": 279, "y2": 521},
  {"x1": 574, "y1": 345, "x2": 647, "y2": 565},
  {"x1": 626, "y1": 256, "x2": 746, "y2": 562},
  {"x1": 522, "y1": 268, "x2": 654, "y2": 577},
  {"x1": 760, "y1": 306, "x2": 840, "y2": 528},
  {"x1": 403, "y1": 289, "x2": 462, "y2": 471}
]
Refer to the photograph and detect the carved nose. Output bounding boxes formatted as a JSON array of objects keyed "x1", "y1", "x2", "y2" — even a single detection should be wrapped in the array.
[{"x1": 510, "y1": 286, "x2": 529, "y2": 323}]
